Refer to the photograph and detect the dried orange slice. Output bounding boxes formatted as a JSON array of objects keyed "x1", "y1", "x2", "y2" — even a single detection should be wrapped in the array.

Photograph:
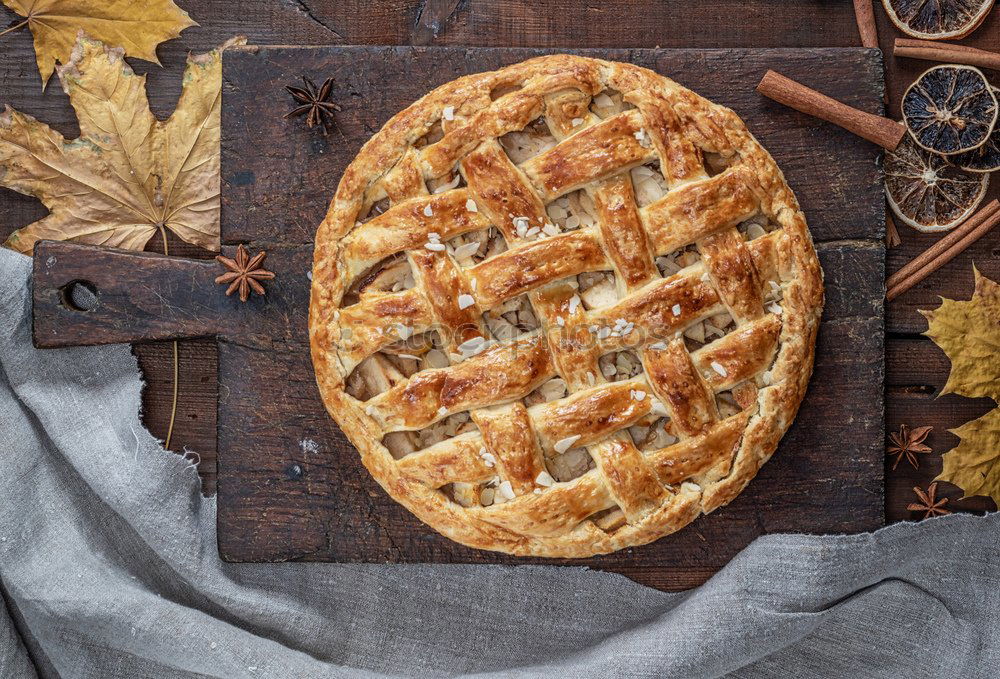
[
  {"x1": 902, "y1": 65, "x2": 997, "y2": 156},
  {"x1": 954, "y1": 88, "x2": 1000, "y2": 171},
  {"x1": 882, "y1": 0, "x2": 995, "y2": 40},
  {"x1": 885, "y1": 134, "x2": 989, "y2": 232}
]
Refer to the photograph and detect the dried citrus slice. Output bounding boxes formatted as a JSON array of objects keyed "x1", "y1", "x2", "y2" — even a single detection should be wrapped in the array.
[
  {"x1": 882, "y1": 0, "x2": 995, "y2": 40},
  {"x1": 953, "y1": 88, "x2": 1000, "y2": 172},
  {"x1": 885, "y1": 133, "x2": 989, "y2": 232},
  {"x1": 902, "y1": 65, "x2": 997, "y2": 156}
]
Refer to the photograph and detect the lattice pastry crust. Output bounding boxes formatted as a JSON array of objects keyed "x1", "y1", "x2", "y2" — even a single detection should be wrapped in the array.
[{"x1": 310, "y1": 55, "x2": 823, "y2": 558}]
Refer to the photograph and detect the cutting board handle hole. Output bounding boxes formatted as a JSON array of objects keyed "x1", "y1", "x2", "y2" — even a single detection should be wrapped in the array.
[{"x1": 59, "y1": 280, "x2": 99, "y2": 312}]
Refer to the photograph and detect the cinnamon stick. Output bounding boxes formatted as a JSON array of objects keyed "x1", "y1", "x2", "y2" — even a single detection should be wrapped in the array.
[
  {"x1": 894, "y1": 38, "x2": 1000, "y2": 71},
  {"x1": 756, "y1": 70, "x2": 906, "y2": 150},
  {"x1": 853, "y1": 0, "x2": 879, "y2": 49},
  {"x1": 886, "y1": 213, "x2": 901, "y2": 248},
  {"x1": 886, "y1": 200, "x2": 1000, "y2": 300}
]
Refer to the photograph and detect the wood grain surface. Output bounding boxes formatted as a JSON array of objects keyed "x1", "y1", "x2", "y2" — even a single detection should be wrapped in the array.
[
  {"x1": 2, "y1": 1, "x2": 996, "y2": 551},
  {"x1": 25, "y1": 45, "x2": 886, "y2": 590}
]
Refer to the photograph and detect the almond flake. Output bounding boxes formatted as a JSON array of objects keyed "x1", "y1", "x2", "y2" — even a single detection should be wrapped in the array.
[
  {"x1": 649, "y1": 341, "x2": 667, "y2": 350},
  {"x1": 542, "y1": 223, "x2": 560, "y2": 236},
  {"x1": 554, "y1": 435, "x2": 581, "y2": 454},
  {"x1": 479, "y1": 448, "x2": 496, "y2": 468},
  {"x1": 437, "y1": 406, "x2": 448, "y2": 417},
  {"x1": 556, "y1": 316, "x2": 565, "y2": 327},
  {"x1": 423, "y1": 204, "x2": 434, "y2": 217},
  {"x1": 671, "y1": 304, "x2": 681, "y2": 317},
  {"x1": 458, "y1": 294, "x2": 475, "y2": 310},
  {"x1": 443, "y1": 105, "x2": 455, "y2": 120},
  {"x1": 711, "y1": 361, "x2": 728, "y2": 377},
  {"x1": 632, "y1": 389, "x2": 647, "y2": 401},
  {"x1": 535, "y1": 470, "x2": 555, "y2": 487},
  {"x1": 453, "y1": 241, "x2": 481, "y2": 259},
  {"x1": 568, "y1": 295, "x2": 581, "y2": 314},
  {"x1": 425, "y1": 242, "x2": 446, "y2": 251},
  {"x1": 397, "y1": 353, "x2": 420, "y2": 361},
  {"x1": 458, "y1": 336, "x2": 486, "y2": 356},
  {"x1": 571, "y1": 117, "x2": 584, "y2": 127},
  {"x1": 497, "y1": 480, "x2": 515, "y2": 501},
  {"x1": 466, "y1": 198, "x2": 478, "y2": 213}
]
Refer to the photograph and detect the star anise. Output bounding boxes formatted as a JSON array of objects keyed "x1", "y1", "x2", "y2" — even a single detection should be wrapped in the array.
[
  {"x1": 907, "y1": 482, "x2": 952, "y2": 519},
  {"x1": 215, "y1": 244, "x2": 275, "y2": 302},
  {"x1": 283, "y1": 77, "x2": 341, "y2": 132},
  {"x1": 887, "y1": 423, "x2": 933, "y2": 470}
]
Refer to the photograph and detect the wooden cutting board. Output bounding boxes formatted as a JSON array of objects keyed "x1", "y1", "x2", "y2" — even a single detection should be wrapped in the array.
[{"x1": 32, "y1": 46, "x2": 886, "y2": 591}]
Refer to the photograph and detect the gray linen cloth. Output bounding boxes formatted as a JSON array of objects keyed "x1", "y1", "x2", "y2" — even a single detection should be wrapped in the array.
[{"x1": 1, "y1": 247, "x2": 997, "y2": 679}]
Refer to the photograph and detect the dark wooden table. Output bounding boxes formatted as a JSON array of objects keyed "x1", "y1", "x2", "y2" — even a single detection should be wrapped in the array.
[{"x1": 2, "y1": 0, "x2": 996, "y2": 523}]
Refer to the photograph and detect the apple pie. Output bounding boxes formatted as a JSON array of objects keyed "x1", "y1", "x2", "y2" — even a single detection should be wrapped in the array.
[{"x1": 309, "y1": 55, "x2": 823, "y2": 558}]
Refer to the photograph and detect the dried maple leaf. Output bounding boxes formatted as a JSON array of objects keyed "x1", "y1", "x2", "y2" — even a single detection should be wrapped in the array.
[
  {"x1": 1, "y1": 0, "x2": 196, "y2": 86},
  {"x1": 1, "y1": 35, "x2": 246, "y2": 254},
  {"x1": 922, "y1": 268, "x2": 1000, "y2": 402},
  {"x1": 937, "y1": 408, "x2": 1000, "y2": 502},
  {"x1": 921, "y1": 268, "x2": 1000, "y2": 504}
]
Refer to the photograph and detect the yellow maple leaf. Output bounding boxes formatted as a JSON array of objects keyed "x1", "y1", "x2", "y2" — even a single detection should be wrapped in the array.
[
  {"x1": 921, "y1": 268, "x2": 1000, "y2": 504},
  {"x1": 1, "y1": 35, "x2": 246, "y2": 254},
  {"x1": 1, "y1": 0, "x2": 196, "y2": 86},
  {"x1": 937, "y1": 409, "x2": 1000, "y2": 503},
  {"x1": 921, "y1": 269, "x2": 1000, "y2": 402}
]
